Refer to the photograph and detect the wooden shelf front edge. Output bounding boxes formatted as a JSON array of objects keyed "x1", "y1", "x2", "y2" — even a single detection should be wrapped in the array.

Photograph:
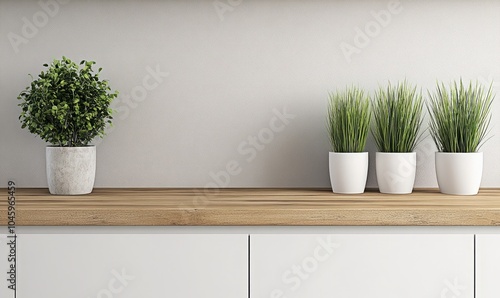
[{"x1": 1, "y1": 188, "x2": 500, "y2": 226}]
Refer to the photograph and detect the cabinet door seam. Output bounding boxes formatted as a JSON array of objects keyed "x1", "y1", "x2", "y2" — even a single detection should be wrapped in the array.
[
  {"x1": 474, "y1": 234, "x2": 476, "y2": 298},
  {"x1": 248, "y1": 234, "x2": 251, "y2": 298}
]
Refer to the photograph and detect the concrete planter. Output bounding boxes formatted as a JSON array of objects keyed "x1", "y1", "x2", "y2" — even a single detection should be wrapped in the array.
[{"x1": 46, "y1": 146, "x2": 96, "y2": 195}]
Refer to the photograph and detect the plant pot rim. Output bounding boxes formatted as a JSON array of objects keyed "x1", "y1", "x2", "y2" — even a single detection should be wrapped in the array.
[
  {"x1": 329, "y1": 151, "x2": 368, "y2": 154},
  {"x1": 435, "y1": 152, "x2": 482, "y2": 155},
  {"x1": 46, "y1": 145, "x2": 96, "y2": 148},
  {"x1": 376, "y1": 152, "x2": 415, "y2": 155}
]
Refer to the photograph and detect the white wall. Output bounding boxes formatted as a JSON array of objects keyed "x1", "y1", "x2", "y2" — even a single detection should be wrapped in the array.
[{"x1": 1, "y1": 0, "x2": 499, "y2": 188}]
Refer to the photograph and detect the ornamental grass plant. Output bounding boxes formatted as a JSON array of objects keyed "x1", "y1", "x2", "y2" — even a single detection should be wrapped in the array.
[
  {"x1": 327, "y1": 86, "x2": 371, "y2": 153},
  {"x1": 427, "y1": 80, "x2": 494, "y2": 153},
  {"x1": 372, "y1": 81, "x2": 424, "y2": 152}
]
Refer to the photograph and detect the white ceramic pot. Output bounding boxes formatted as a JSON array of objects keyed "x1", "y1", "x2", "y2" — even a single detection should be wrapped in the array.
[
  {"x1": 46, "y1": 146, "x2": 96, "y2": 195},
  {"x1": 435, "y1": 152, "x2": 483, "y2": 195},
  {"x1": 329, "y1": 152, "x2": 369, "y2": 194},
  {"x1": 376, "y1": 152, "x2": 416, "y2": 194}
]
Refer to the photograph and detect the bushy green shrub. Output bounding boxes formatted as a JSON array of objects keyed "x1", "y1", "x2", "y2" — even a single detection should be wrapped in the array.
[{"x1": 18, "y1": 57, "x2": 118, "y2": 147}]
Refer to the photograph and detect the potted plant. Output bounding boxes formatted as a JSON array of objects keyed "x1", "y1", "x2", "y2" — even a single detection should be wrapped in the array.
[
  {"x1": 372, "y1": 81, "x2": 423, "y2": 194},
  {"x1": 427, "y1": 80, "x2": 494, "y2": 195},
  {"x1": 327, "y1": 86, "x2": 371, "y2": 194},
  {"x1": 18, "y1": 57, "x2": 118, "y2": 195}
]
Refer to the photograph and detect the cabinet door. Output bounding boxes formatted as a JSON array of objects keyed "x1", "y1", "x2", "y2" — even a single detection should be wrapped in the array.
[
  {"x1": 18, "y1": 234, "x2": 247, "y2": 298},
  {"x1": 251, "y1": 234, "x2": 473, "y2": 298},
  {"x1": 476, "y1": 234, "x2": 500, "y2": 298}
]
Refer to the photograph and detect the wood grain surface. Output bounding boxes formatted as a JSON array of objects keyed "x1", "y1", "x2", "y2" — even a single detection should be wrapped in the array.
[{"x1": 1, "y1": 188, "x2": 500, "y2": 226}]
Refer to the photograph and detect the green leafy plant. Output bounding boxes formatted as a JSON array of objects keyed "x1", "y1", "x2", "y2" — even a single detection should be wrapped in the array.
[
  {"x1": 327, "y1": 86, "x2": 371, "y2": 152},
  {"x1": 427, "y1": 80, "x2": 494, "y2": 152},
  {"x1": 18, "y1": 57, "x2": 118, "y2": 147},
  {"x1": 372, "y1": 81, "x2": 424, "y2": 152}
]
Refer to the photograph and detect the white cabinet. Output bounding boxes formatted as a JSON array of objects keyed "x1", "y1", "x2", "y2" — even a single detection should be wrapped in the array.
[
  {"x1": 13, "y1": 231, "x2": 500, "y2": 297},
  {"x1": 476, "y1": 235, "x2": 500, "y2": 298},
  {"x1": 17, "y1": 234, "x2": 248, "y2": 298},
  {"x1": 251, "y1": 234, "x2": 473, "y2": 298}
]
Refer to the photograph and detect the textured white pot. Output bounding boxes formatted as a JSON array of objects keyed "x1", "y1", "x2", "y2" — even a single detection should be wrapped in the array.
[
  {"x1": 46, "y1": 146, "x2": 96, "y2": 195},
  {"x1": 435, "y1": 152, "x2": 483, "y2": 195},
  {"x1": 376, "y1": 152, "x2": 416, "y2": 194},
  {"x1": 329, "y1": 152, "x2": 368, "y2": 194}
]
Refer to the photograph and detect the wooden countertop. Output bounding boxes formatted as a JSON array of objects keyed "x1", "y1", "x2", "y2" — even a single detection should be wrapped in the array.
[{"x1": 1, "y1": 188, "x2": 500, "y2": 226}]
